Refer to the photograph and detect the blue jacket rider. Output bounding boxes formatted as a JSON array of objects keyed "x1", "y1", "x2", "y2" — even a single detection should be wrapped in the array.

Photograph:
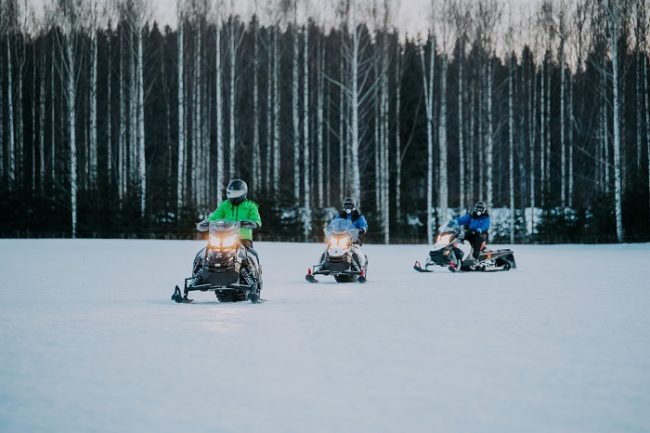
[
  {"x1": 455, "y1": 201, "x2": 490, "y2": 260},
  {"x1": 333, "y1": 197, "x2": 368, "y2": 242}
]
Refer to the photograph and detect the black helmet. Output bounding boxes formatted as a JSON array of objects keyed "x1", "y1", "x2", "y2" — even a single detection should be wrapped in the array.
[
  {"x1": 226, "y1": 179, "x2": 248, "y2": 205},
  {"x1": 473, "y1": 201, "x2": 487, "y2": 216},
  {"x1": 343, "y1": 197, "x2": 357, "y2": 212}
]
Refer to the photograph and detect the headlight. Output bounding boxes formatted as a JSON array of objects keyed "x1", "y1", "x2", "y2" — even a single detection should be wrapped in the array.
[
  {"x1": 209, "y1": 234, "x2": 238, "y2": 249},
  {"x1": 329, "y1": 235, "x2": 351, "y2": 247},
  {"x1": 437, "y1": 234, "x2": 452, "y2": 244},
  {"x1": 209, "y1": 234, "x2": 221, "y2": 247},
  {"x1": 221, "y1": 234, "x2": 238, "y2": 249}
]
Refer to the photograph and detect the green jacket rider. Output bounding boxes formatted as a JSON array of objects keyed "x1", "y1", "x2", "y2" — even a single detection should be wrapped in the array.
[{"x1": 207, "y1": 179, "x2": 262, "y2": 244}]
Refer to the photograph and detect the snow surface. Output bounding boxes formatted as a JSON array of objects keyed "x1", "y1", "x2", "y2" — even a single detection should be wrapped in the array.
[{"x1": 1, "y1": 240, "x2": 649, "y2": 433}]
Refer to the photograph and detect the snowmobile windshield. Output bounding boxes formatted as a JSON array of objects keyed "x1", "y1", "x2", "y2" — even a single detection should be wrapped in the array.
[
  {"x1": 439, "y1": 220, "x2": 460, "y2": 234},
  {"x1": 208, "y1": 219, "x2": 240, "y2": 250},
  {"x1": 325, "y1": 219, "x2": 359, "y2": 243}
]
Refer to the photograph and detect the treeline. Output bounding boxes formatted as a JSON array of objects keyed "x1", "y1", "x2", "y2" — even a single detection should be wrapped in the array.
[{"x1": 0, "y1": 0, "x2": 649, "y2": 243}]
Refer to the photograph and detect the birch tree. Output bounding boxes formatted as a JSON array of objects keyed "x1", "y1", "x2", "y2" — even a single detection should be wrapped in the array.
[
  {"x1": 56, "y1": 0, "x2": 82, "y2": 237},
  {"x1": 604, "y1": 0, "x2": 624, "y2": 242},
  {"x1": 419, "y1": 33, "x2": 435, "y2": 244}
]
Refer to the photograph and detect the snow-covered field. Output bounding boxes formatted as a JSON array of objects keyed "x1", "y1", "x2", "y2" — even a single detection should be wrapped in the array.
[{"x1": 1, "y1": 239, "x2": 649, "y2": 433}]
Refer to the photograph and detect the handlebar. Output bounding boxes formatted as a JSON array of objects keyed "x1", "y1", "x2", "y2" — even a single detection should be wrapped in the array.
[{"x1": 196, "y1": 219, "x2": 258, "y2": 231}]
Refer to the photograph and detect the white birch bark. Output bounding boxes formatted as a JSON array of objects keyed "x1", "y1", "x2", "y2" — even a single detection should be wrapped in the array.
[
  {"x1": 538, "y1": 59, "x2": 546, "y2": 202},
  {"x1": 508, "y1": 53, "x2": 515, "y2": 243},
  {"x1": 65, "y1": 30, "x2": 78, "y2": 238},
  {"x1": 118, "y1": 28, "x2": 125, "y2": 202},
  {"x1": 607, "y1": 0, "x2": 623, "y2": 242},
  {"x1": 394, "y1": 42, "x2": 402, "y2": 225},
  {"x1": 265, "y1": 27, "x2": 272, "y2": 194},
  {"x1": 292, "y1": 18, "x2": 300, "y2": 203},
  {"x1": 272, "y1": 27, "x2": 280, "y2": 195},
  {"x1": 252, "y1": 19, "x2": 261, "y2": 193},
  {"x1": 560, "y1": 35, "x2": 568, "y2": 207},
  {"x1": 228, "y1": 17, "x2": 236, "y2": 179},
  {"x1": 645, "y1": 54, "x2": 650, "y2": 221},
  {"x1": 349, "y1": 14, "x2": 361, "y2": 203},
  {"x1": 39, "y1": 46, "x2": 46, "y2": 191},
  {"x1": 529, "y1": 62, "x2": 536, "y2": 230},
  {"x1": 568, "y1": 68, "x2": 574, "y2": 208},
  {"x1": 316, "y1": 38, "x2": 324, "y2": 205},
  {"x1": 136, "y1": 25, "x2": 145, "y2": 217},
  {"x1": 50, "y1": 42, "x2": 55, "y2": 184},
  {"x1": 89, "y1": 30, "x2": 98, "y2": 188},
  {"x1": 215, "y1": 22, "x2": 224, "y2": 200},
  {"x1": 177, "y1": 17, "x2": 185, "y2": 212},
  {"x1": 458, "y1": 42, "x2": 465, "y2": 210},
  {"x1": 486, "y1": 60, "x2": 494, "y2": 208},
  {"x1": 107, "y1": 29, "x2": 112, "y2": 187},
  {"x1": 6, "y1": 37, "x2": 15, "y2": 188},
  {"x1": 419, "y1": 38, "x2": 435, "y2": 244},
  {"x1": 302, "y1": 25, "x2": 311, "y2": 240},
  {"x1": 439, "y1": 54, "x2": 449, "y2": 224}
]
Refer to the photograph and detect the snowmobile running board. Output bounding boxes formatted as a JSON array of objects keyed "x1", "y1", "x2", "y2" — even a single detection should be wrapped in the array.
[
  {"x1": 413, "y1": 261, "x2": 434, "y2": 272},
  {"x1": 171, "y1": 278, "x2": 256, "y2": 303}
]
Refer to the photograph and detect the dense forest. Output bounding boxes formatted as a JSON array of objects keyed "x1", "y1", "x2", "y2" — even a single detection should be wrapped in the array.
[{"x1": 1, "y1": 0, "x2": 649, "y2": 243}]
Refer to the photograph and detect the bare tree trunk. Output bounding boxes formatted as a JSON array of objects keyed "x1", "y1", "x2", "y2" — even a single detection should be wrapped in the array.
[
  {"x1": 349, "y1": 18, "x2": 361, "y2": 203},
  {"x1": 107, "y1": 30, "x2": 112, "y2": 189},
  {"x1": 177, "y1": 18, "x2": 185, "y2": 213},
  {"x1": 508, "y1": 53, "x2": 515, "y2": 243},
  {"x1": 469, "y1": 86, "x2": 475, "y2": 204},
  {"x1": 381, "y1": 32, "x2": 390, "y2": 244},
  {"x1": 539, "y1": 59, "x2": 546, "y2": 206},
  {"x1": 545, "y1": 58, "x2": 551, "y2": 198},
  {"x1": 228, "y1": 18, "x2": 236, "y2": 179},
  {"x1": 303, "y1": 25, "x2": 311, "y2": 240},
  {"x1": 316, "y1": 38, "x2": 324, "y2": 205},
  {"x1": 609, "y1": 0, "x2": 624, "y2": 242},
  {"x1": 339, "y1": 55, "x2": 345, "y2": 198},
  {"x1": 66, "y1": 31, "x2": 77, "y2": 238},
  {"x1": 439, "y1": 54, "x2": 449, "y2": 223},
  {"x1": 16, "y1": 38, "x2": 23, "y2": 188},
  {"x1": 39, "y1": 45, "x2": 46, "y2": 191},
  {"x1": 458, "y1": 43, "x2": 465, "y2": 210},
  {"x1": 601, "y1": 62, "x2": 611, "y2": 192},
  {"x1": 645, "y1": 54, "x2": 650, "y2": 221},
  {"x1": 50, "y1": 41, "x2": 55, "y2": 185},
  {"x1": 486, "y1": 60, "x2": 494, "y2": 207},
  {"x1": 529, "y1": 63, "x2": 536, "y2": 233},
  {"x1": 272, "y1": 27, "x2": 280, "y2": 196},
  {"x1": 89, "y1": 30, "x2": 98, "y2": 189},
  {"x1": 419, "y1": 39, "x2": 435, "y2": 244},
  {"x1": 265, "y1": 27, "x2": 272, "y2": 194},
  {"x1": 215, "y1": 23, "x2": 224, "y2": 200},
  {"x1": 392, "y1": 44, "x2": 401, "y2": 228},
  {"x1": 560, "y1": 38, "x2": 568, "y2": 207},
  {"x1": 118, "y1": 28, "x2": 125, "y2": 202},
  {"x1": 136, "y1": 25, "x2": 145, "y2": 217},
  {"x1": 292, "y1": 21, "x2": 300, "y2": 203},
  {"x1": 252, "y1": 18, "x2": 261, "y2": 192},
  {"x1": 568, "y1": 70, "x2": 574, "y2": 208},
  {"x1": 6, "y1": 37, "x2": 15, "y2": 188}
]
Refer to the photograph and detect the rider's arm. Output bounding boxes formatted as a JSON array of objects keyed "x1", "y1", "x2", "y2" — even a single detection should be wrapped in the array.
[
  {"x1": 356, "y1": 215, "x2": 369, "y2": 233},
  {"x1": 456, "y1": 213, "x2": 471, "y2": 226},
  {"x1": 248, "y1": 201, "x2": 262, "y2": 228}
]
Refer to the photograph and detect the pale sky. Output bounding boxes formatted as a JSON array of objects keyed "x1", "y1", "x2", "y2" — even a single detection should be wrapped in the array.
[{"x1": 29, "y1": 0, "x2": 540, "y2": 38}]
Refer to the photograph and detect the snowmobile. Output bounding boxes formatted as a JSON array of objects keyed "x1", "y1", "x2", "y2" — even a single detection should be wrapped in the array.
[
  {"x1": 305, "y1": 219, "x2": 368, "y2": 283},
  {"x1": 413, "y1": 220, "x2": 516, "y2": 272},
  {"x1": 171, "y1": 219, "x2": 262, "y2": 303}
]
